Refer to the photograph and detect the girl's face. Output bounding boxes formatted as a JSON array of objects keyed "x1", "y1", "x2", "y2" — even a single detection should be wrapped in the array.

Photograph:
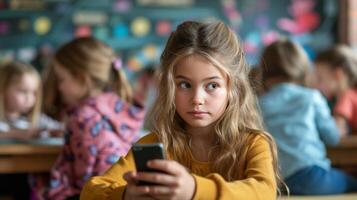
[
  {"x1": 54, "y1": 63, "x2": 88, "y2": 107},
  {"x1": 314, "y1": 63, "x2": 339, "y2": 99},
  {"x1": 174, "y1": 55, "x2": 228, "y2": 131},
  {"x1": 5, "y1": 74, "x2": 39, "y2": 116}
]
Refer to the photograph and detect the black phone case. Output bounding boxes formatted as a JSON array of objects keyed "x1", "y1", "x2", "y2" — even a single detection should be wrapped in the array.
[{"x1": 132, "y1": 143, "x2": 165, "y2": 185}]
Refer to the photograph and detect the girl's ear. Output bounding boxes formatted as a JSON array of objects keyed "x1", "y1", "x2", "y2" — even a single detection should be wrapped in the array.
[{"x1": 73, "y1": 69, "x2": 90, "y2": 86}]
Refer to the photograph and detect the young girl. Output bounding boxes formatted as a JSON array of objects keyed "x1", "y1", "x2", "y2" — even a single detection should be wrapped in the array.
[
  {"x1": 0, "y1": 61, "x2": 63, "y2": 200},
  {"x1": 44, "y1": 37, "x2": 146, "y2": 200},
  {"x1": 314, "y1": 45, "x2": 357, "y2": 135},
  {"x1": 258, "y1": 39, "x2": 357, "y2": 195},
  {"x1": 0, "y1": 61, "x2": 63, "y2": 139},
  {"x1": 81, "y1": 21, "x2": 280, "y2": 200}
]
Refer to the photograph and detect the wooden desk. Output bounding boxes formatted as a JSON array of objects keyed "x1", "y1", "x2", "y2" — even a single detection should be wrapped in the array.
[
  {"x1": 0, "y1": 140, "x2": 62, "y2": 174},
  {"x1": 281, "y1": 193, "x2": 357, "y2": 200},
  {"x1": 327, "y1": 135, "x2": 357, "y2": 175}
]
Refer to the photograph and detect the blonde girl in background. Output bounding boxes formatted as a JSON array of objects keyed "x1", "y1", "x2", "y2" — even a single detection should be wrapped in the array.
[
  {"x1": 43, "y1": 37, "x2": 146, "y2": 200},
  {"x1": 81, "y1": 20, "x2": 281, "y2": 200},
  {"x1": 0, "y1": 61, "x2": 63, "y2": 200},
  {"x1": 314, "y1": 45, "x2": 357, "y2": 135},
  {"x1": 259, "y1": 39, "x2": 357, "y2": 195},
  {"x1": 0, "y1": 61, "x2": 63, "y2": 139}
]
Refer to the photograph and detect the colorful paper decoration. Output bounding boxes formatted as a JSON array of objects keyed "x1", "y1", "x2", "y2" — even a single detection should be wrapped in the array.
[
  {"x1": 93, "y1": 26, "x2": 109, "y2": 40},
  {"x1": 10, "y1": 0, "x2": 44, "y2": 10},
  {"x1": 17, "y1": 47, "x2": 36, "y2": 62},
  {"x1": 143, "y1": 44, "x2": 159, "y2": 60},
  {"x1": 113, "y1": 23, "x2": 129, "y2": 38},
  {"x1": 221, "y1": 0, "x2": 242, "y2": 31},
  {"x1": 75, "y1": 25, "x2": 92, "y2": 37},
  {"x1": 34, "y1": 16, "x2": 51, "y2": 35},
  {"x1": 261, "y1": 30, "x2": 280, "y2": 45},
  {"x1": 243, "y1": 31, "x2": 260, "y2": 54},
  {"x1": 156, "y1": 20, "x2": 171, "y2": 36},
  {"x1": 127, "y1": 44, "x2": 162, "y2": 71},
  {"x1": 277, "y1": 0, "x2": 320, "y2": 34},
  {"x1": 127, "y1": 57, "x2": 141, "y2": 71},
  {"x1": 114, "y1": 0, "x2": 132, "y2": 13},
  {"x1": 131, "y1": 17, "x2": 151, "y2": 37},
  {"x1": 0, "y1": 21, "x2": 10, "y2": 34},
  {"x1": 73, "y1": 11, "x2": 108, "y2": 25}
]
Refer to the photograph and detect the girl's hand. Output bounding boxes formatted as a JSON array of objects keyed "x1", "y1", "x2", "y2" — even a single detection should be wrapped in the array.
[
  {"x1": 135, "y1": 160, "x2": 196, "y2": 200},
  {"x1": 123, "y1": 171, "x2": 156, "y2": 200}
]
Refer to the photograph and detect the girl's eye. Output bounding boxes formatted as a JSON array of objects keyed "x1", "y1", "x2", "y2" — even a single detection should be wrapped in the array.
[
  {"x1": 178, "y1": 82, "x2": 191, "y2": 89},
  {"x1": 207, "y1": 82, "x2": 218, "y2": 90}
]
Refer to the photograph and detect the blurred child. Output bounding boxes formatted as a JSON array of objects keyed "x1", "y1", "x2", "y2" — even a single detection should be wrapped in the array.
[
  {"x1": 43, "y1": 37, "x2": 145, "y2": 200},
  {"x1": 0, "y1": 61, "x2": 63, "y2": 139},
  {"x1": 0, "y1": 61, "x2": 63, "y2": 200},
  {"x1": 259, "y1": 39, "x2": 357, "y2": 195},
  {"x1": 81, "y1": 21, "x2": 281, "y2": 200},
  {"x1": 314, "y1": 45, "x2": 357, "y2": 135}
]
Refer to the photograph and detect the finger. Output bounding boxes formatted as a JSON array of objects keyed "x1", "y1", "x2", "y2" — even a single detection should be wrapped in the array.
[
  {"x1": 126, "y1": 184, "x2": 152, "y2": 197},
  {"x1": 123, "y1": 171, "x2": 138, "y2": 184},
  {"x1": 136, "y1": 172, "x2": 177, "y2": 186},
  {"x1": 146, "y1": 185, "x2": 174, "y2": 196},
  {"x1": 147, "y1": 160, "x2": 183, "y2": 176}
]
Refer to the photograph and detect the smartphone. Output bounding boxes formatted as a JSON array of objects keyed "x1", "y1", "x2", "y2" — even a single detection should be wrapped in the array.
[{"x1": 132, "y1": 143, "x2": 166, "y2": 185}]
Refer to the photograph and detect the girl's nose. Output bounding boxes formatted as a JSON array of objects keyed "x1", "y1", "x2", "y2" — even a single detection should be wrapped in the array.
[{"x1": 192, "y1": 89, "x2": 204, "y2": 105}]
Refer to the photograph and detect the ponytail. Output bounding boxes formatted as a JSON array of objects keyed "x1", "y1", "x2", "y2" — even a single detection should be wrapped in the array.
[{"x1": 110, "y1": 59, "x2": 133, "y2": 103}]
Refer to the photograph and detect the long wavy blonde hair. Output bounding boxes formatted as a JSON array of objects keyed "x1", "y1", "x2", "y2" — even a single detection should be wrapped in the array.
[{"x1": 149, "y1": 20, "x2": 283, "y2": 190}]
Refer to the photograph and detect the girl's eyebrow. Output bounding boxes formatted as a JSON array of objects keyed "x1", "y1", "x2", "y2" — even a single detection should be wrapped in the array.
[{"x1": 175, "y1": 75, "x2": 222, "y2": 81}]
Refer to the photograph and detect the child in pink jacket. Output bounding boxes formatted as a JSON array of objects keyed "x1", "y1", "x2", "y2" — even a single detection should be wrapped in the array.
[{"x1": 42, "y1": 37, "x2": 145, "y2": 200}]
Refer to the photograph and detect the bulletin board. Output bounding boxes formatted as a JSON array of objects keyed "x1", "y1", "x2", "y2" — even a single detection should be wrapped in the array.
[
  {"x1": 0, "y1": 0, "x2": 338, "y2": 71},
  {"x1": 236, "y1": 0, "x2": 338, "y2": 63}
]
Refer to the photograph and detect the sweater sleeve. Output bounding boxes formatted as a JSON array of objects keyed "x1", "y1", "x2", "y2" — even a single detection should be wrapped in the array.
[
  {"x1": 80, "y1": 151, "x2": 135, "y2": 200},
  {"x1": 192, "y1": 136, "x2": 277, "y2": 200},
  {"x1": 80, "y1": 133, "x2": 158, "y2": 200},
  {"x1": 313, "y1": 91, "x2": 340, "y2": 146}
]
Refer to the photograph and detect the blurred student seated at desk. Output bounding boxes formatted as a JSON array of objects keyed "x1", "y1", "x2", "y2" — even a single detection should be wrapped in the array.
[
  {"x1": 258, "y1": 40, "x2": 357, "y2": 195},
  {"x1": 313, "y1": 45, "x2": 357, "y2": 136},
  {"x1": 0, "y1": 61, "x2": 64, "y2": 140},
  {"x1": 0, "y1": 61, "x2": 63, "y2": 200},
  {"x1": 34, "y1": 37, "x2": 145, "y2": 200}
]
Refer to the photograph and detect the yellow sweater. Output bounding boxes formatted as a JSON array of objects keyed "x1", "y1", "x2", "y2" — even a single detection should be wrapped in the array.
[{"x1": 80, "y1": 133, "x2": 277, "y2": 200}]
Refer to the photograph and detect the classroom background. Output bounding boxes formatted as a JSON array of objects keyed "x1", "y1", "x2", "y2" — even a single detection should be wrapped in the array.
[
  {"x1": 1, "y1": 0, "x2": 357, "y2": 200},
  {"x1": 0, "y1": 0, "x2": 347, "y2": 74}
]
